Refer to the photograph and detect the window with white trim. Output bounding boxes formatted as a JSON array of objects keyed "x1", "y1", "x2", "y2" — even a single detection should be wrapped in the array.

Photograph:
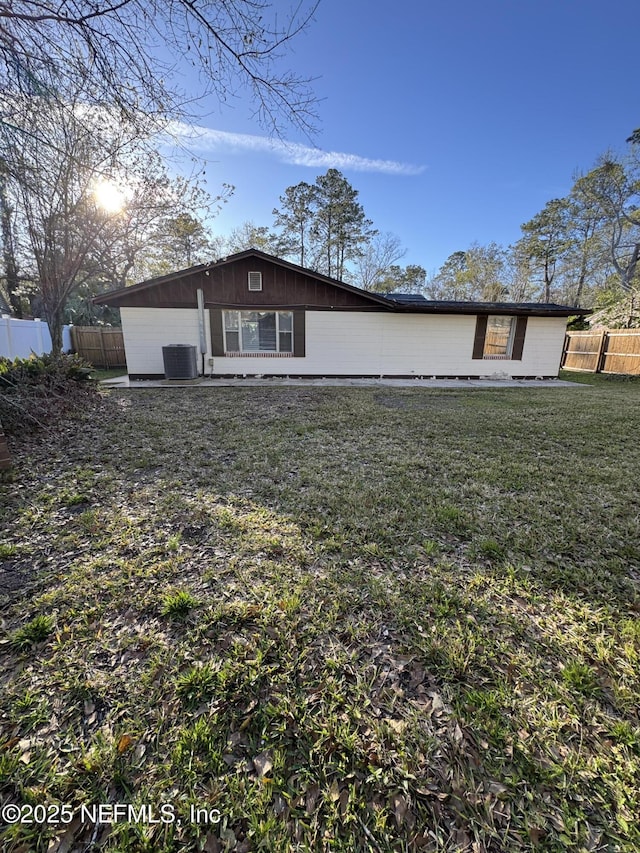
[
  {"x1": 483, "y1": 316, "x2": 516, "y2": 358},
  {"x1": 248, "y1": 271, "x2": 263, "y2": 291},
  {"x1": 223, "y1": 311, "x2": 293, "y2": 354}
]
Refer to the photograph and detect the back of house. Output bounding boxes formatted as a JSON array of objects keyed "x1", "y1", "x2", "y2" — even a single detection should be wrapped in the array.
[{"x1": 94, "y1": 250, "x2": 586, "y2": 380}]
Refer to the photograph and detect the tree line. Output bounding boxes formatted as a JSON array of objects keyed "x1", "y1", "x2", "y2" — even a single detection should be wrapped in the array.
[
  {"x1": 424, "y1": 142, "x2": 640, "y2": 323},
  {"x1": 203, "y1": 140, "x2": 640, "y2": 324},
  {"x1": 1, "y1": 1, "x2": 639, "y2": 347},
  {"x1": 5, "y1": 139, "x2": 639, "y2": 349}
]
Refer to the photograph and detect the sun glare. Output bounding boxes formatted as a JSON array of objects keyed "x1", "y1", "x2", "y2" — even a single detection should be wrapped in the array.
[{"x1": 94, "y1": 179, "x2": 130, "y2": 213}]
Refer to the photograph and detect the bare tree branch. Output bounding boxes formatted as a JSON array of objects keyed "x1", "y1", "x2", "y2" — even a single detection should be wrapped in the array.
[{"x1": 0, "y1": 0, "x2": 320, "y2": 135}]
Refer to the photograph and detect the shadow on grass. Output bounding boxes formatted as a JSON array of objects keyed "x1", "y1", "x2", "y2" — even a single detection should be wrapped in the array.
[{"x1": 2, "y1": 384, "x2": 640, "y2": 851}]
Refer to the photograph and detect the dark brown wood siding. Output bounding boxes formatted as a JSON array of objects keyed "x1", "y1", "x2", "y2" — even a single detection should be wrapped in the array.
[
  {"x1": 472, "y1": 316, "x2": 488, "y2": 359},
  {"x1": 105, "y1": 257, "x2": 383, "y2": 310},
  {"x1": 210, "y1": 308, "x2": 224, "y2": 356},
  {"x1": 512, "y1": 317, "x2": 528, "y2": 360},
  {"x1": 111, "y1": 272, "x2": 209, "y2": 308},
  {"x1": 293, "y1": 311, "x2": 305, "y2": 357},
  {"x1": 207, "y1": 257, "x2": 382, "y2": 309}
]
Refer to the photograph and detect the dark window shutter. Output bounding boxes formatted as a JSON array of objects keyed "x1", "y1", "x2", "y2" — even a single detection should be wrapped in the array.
[
  {"x1": 293, "y1": 310, "x2": 305, "y2": 357},
  {"x1": 210, "y1": 308, "x2": 224, "y2": 356},
  {"x1": 512, "y1": 316, "x2": 527, "y2": 360},
  {"x1": 472, "y1": 315, "x2": 488, "y2": 359}
]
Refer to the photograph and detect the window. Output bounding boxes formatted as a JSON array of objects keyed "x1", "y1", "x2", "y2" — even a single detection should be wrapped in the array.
[
  {"x1": 223, "y1": 311, "x2": 293, "y2": 354},
  {"x1": 483, "y1": 316, "x2": 516, "y2": 359},
  {"x1": 224, "y1": 311, "x2": 240, "y2": 352},
  {"x1": 248, "y1": 271, "x2": 262, "y2": 291},
  {"x1": 472, "y1": 315, "x2": 527, "y2": 361}
]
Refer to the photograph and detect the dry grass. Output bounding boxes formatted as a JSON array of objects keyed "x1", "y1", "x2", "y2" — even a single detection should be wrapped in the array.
[{"x1": 1, "y1": 379, "x2": 639, "y2": 852}]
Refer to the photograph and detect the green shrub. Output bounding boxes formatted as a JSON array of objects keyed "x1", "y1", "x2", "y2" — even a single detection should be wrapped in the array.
[{"x1": 0, "y1": 352, "x2": 94, "y2": 386}]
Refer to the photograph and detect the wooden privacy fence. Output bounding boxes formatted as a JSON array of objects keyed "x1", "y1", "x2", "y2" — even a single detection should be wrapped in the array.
[
  {"x1": 562, "y1": 329, "x2": 640, "y2": 375},
  {"x1": 71, "y1": 326, "x2": 126, "y2": 368}
]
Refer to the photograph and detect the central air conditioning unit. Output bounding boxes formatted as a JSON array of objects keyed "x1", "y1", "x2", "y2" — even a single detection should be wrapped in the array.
[{"x1": 162, "y1": 344, "x2": 198, "y2": 380}]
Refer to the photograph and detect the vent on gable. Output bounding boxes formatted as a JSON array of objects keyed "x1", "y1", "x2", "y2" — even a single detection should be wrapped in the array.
[{"x1": 248, "y1": 271, "x2": 262, "y2": 291}]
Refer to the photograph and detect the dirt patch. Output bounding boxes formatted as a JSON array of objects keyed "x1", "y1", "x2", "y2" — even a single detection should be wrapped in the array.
[
  {"x1": 0, "y1": 560, "x2": 38, "y2": 602},
  {"x1": 374, "y1": 393, "x2": 462, "y2": 410}
]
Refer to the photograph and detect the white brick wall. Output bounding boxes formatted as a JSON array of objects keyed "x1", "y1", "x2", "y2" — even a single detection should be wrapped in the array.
[
  {"x1": 122, "y1": 308, "x2": 567, "y2": 378},
  {"x1": 121, "y1": 308, "x2": 203, "y2": 375}
]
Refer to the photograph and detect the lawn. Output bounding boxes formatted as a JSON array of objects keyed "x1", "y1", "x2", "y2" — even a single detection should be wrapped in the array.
[
  {"x1": 1, "y1": 379, "x2": 639, "y2": 852},
  {"x1": 90, "y1": 368, "x2": 127, "y2": 382}
]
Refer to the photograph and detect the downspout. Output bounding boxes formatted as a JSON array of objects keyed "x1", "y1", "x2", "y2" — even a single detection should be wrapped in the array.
[{"x1": 196, "y1": 288, "x2": 206, "y2": 376}]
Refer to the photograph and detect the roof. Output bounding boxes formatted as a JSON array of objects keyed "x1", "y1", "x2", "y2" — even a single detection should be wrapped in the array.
[
  {"x1": 94, "y1": 249, "x2": 590, "y2": 317},
  {"x1": 385, "y1": 292, "x2": 428, "y2": 303},
  {"x1": 398, "y1": 300, "x2": 590, "y2": 316}
]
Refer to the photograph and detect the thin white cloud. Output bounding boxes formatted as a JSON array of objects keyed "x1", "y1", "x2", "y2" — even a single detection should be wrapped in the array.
[{"x1": 165, "y1": 123, "x2": 425, "y2": 176}]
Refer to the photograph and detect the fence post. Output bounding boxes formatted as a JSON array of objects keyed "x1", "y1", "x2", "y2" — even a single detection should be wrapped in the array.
[
  {"x1": 34, "y1": 318, "x2": 44, "y2": 355},
  {"x1": 99, "y1": 329, "x2": 107, "y2": 368},
  {"x1": 3, "y1": 314, "x2": 13, "y2": 359},
  {"x1": 595, "y1": 329, "x2": 608, "y2": 373}
]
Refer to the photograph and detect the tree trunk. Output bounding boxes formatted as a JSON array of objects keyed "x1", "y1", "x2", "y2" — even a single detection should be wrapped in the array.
[
  {"x1": 46, "y1": 307, "x2": 64, "y2": 355},
  {"x1": 0, "y1": 421, "x2": 11, "y2": 471},
  {"x1": 0, "y1": 165, "x2": 21, "y2": 317},
  {"x1": 623, "y1": 242, "x2": 640, "y2": 291}
]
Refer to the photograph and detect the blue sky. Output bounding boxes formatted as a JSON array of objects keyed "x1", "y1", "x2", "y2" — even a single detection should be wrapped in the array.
[{"x1": 167, "y1": 0, "x2": 639, "y2": 275}]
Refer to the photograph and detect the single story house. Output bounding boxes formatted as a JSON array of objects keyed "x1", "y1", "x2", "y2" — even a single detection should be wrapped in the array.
[{"x1": 93, "y1": 249, "x2": 587, "y2": 380}]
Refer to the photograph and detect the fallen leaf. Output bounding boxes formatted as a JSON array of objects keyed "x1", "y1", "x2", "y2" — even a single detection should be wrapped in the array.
[
  {"x1": 528, "y1": 826, "x2": 545, "y2": 843},
  {"x1": 339, "y1": 787, "x2": 349, "y2": 817},
  {"x1": 273, "y1": 793, "x2": 288, "y2": 817},
  {"x1": 392, "y1": 792, "x2": 408, "y2": 827},
  {"x1": 549, "y1": 813, "x2": 565, "y2": 831},
  {"x1": 429, "y1": 691, "x2": 444, "y2": 714},
  {"x1": 584, "y1": 824, "x2": 603, "y2": 851},
  {"x1": 408, "y1": 663, "x2": 427, "y2": 689},
  {"x1": 203, "y1": 834, "x2": 221, "y2": 853},
  {"x1": 117, "y1": 734, "x2": 133, "y2": 754},
  {"x1": 252, "y1": 750, "x2": 273, "y2": 777},
  {"x1": 306, "y1": 783, "x2": 320, "y2": 815},
  {"x1": 242, "y1": 698, "x2": 257, "y2": 714},
  {"x1": 487, "y1": 780, "x2": 509, "y2": 798},
  {"x1": 46, "y1": 816, "x2": 83, "y2": 853},
  {"x1": 220, "y1": 827, "x2": 236, "y2": 845}
]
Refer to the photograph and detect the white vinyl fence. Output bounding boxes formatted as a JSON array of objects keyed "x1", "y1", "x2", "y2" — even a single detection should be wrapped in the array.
[{"x1": 0, "y1": 316, "x2": 72, "y2": 360}]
